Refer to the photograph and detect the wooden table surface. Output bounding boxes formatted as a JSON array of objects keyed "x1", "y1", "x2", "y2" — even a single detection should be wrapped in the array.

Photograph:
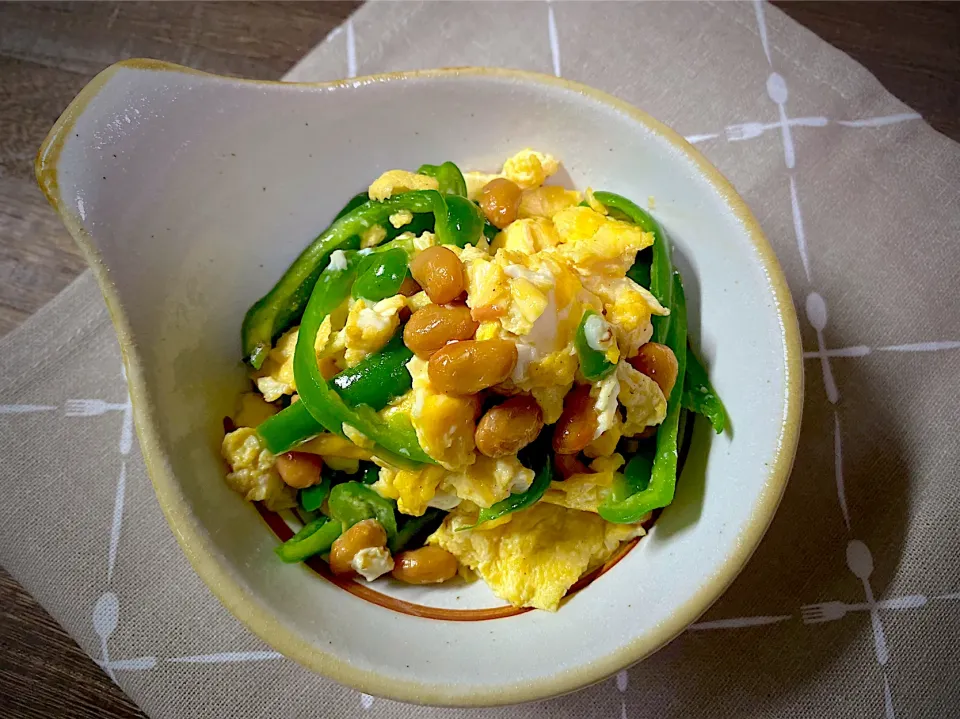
[{"x1": 1, "y1": 2, "x2": 957, "y2": 717}]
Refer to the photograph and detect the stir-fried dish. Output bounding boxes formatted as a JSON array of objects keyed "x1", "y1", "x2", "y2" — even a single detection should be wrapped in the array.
[{"x1": 221, "y1": 150, "x2": 726, "y2": 611}]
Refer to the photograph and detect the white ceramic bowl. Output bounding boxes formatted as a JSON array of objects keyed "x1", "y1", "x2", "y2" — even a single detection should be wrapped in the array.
[{"x1": 38, "y1": 60, "x2": 802, "y2": 706}]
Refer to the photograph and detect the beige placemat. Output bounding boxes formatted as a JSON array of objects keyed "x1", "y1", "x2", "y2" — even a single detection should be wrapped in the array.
[{"x1": 3, "y1": 2, "x2": 960, "y2": 717}]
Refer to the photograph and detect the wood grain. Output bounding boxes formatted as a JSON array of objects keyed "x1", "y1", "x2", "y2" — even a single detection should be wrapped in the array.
[
  {"x1": 774, "y1": 1, "x2": 960, "y2": 141},
  {"x1": 0, "y1": 2, "x2": 956, "y2": 718}
]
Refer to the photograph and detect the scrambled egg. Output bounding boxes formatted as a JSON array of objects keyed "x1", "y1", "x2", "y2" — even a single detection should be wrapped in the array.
[
  {"x1": 518, "y1": 186, "x2": 582, "y2": 219},
  {"x1": 463, "y1": 148, "x2": 560, "y2": 200},
  {"x1": 618, "y1": 361, "x2": 668, "y2": 435},
  {"x1": 374, "y1": 464, "x2": 448, "y2": 517},
  {"x1": 552, "y1": 206, "x2": 654, "y2": 277},
  {"x1": 584, "y1": 276, "x2": 668, "y2": 357},
  {"x1": 491, "y1": 217, "x2": 561, "y2": 255},
  {"x1": 373, "y1": 454, "x2": 531, "y2": 516},
  {"x1": 542, "y1": 454, "x2": 625, "y2": 512},
  {"x1": 406, "y1": 357, "x2": 479, "y2": 470},
  {"x1": 342, "y1": 295, "x2": 406, "y2": 367},
  {"x1": 221, "y1": 428, "x2": 296, "y2": 511},
  {"x1": 502, "y1": 149, "x2": 560, "y2": 190},
  {"x1": 368, "y1": 169, "x2": 438, "y2": 201},
  {"x1": 232, "y1": 392, "x2": 277, "y2": 428},
  {"x1": 389, "y1": 210, "x2": 413, "y2": 228},
  {"x1": 253, "y1": 298, "x2": 350, "y2": 399},
  {"x1": 442, "y1": 455, "x2": 533, "y2": 509},
  {"x1": 430, "y1": 502, "x2": 644, "y2": 611}
]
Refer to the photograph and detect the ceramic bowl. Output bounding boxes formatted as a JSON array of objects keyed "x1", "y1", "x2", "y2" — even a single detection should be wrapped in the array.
[{"x1": 37, "y1": 60, "x2": 802, "y2": 706}]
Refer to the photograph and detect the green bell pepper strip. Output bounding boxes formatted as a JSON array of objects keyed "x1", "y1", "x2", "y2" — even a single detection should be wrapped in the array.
[
  {"x1": 626, "y1": 248, "x2": 652, "y2": 288},
  {"x1": 334, "y1": 192, "x2": 370, "y2": 221},
  {"x1": 599, "y1": 273, "x2": 688, "y2": 524},
  {"x1": 417, "y1": 162, "x2": 468, "y2": 197},
  {"x1": 605, "y1": 452, "x2": 653, "y2": 506},
  {"x1": 258, "y1": 401, "x2": 323, "y2": 455},
  {"x1": 352, "y1": 247, "x2": 410, "y2": 301},
  {"x1": 481, "y1": 217, "x2": 499, "y2": 242},
  {"x1": 292, "y1": 252, "x2": 435, "y2": 468},
  {"x1": 682, "y1": 347, "x2": 728, "y2": 434},
  {"x1": 258, "y1": 331, "x2": 415, "y2": 454},
  {"x1": 275, "y1": 516, "x2": 342, "y2": 563},
  {"x1": 330, "y1": 332, "x2": 414, "y2": 409},
  {"x1": 389, "y1": 508, "x2": 446, "y2": 553},
  {"x1": 383, "y1": 211, "x2": 435, "y2": 244},
  {"x1": 361, "y1": 464, "x2": 380, "y2": 485},
  {"x1": 592, "y1": 191, "x2": 674, "y2": 343},
  {"x1": 327, "y1": 481, "x2": 398, "y2": 537},
  {"x1": 242, "y1": 191, "x2": 442, "y2": 368},
  {"x1": 298, "y1": 473, "x2": 332, "y2": 513},
  {"x1": 575, "y1": 309, "x2": 616, "y2": 381},
  {"x1": 440, "y1": 195, "x2": 485, "y2": 248}
]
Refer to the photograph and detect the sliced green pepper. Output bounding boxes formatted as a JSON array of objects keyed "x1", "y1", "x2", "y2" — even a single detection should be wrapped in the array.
[
  {"x1": 331, "y1": 333, "x2": 414, "y2": 410},
  {"x1": 275, "y1": 516, "x2": 342, "y2": 563},
  {"x1": 298, "y1": 473, "x2": 332, "y2": 512},
  {"x1": 293, "y1": 255, "x2": 434, "y2": 467},
  {"x1": 575, "y1": 309, "x2": 616, "y2": 381},
  {"x1": 417, "y1": 162, "x2": 468, "y2": 197},
  {"x1": 334, "y1": 192, "x2": 370, "y2": 221},
  {"x1": 606, "y1": 452, "x2": 653, "y2": 505},
  {"x1": 593, "y1": 191, "x2": 674, "y2": 343},
  {"x1": 626, "y1": 248, "x2": 652, "y2": 288},
  {"x1": 258, "y1": 401, "x2": 323, "y2": 455},
  {"x1": 441, "y1": 195, "x2": 485, "y2": 248},
  {"x1": 361, "y1": 463, "x2": 380, "y2": 485},
  {"x1": 481, "y1": 217, "x2": 499, "y2": 241},
  {"x1": 352, "y1": 247, "x2": 410, "y2": 301},
  {"x1": 258, "y1": 331, "x2": 414, "y2": 454},
  {"x1": 327, "y1": 481, "x2": 398, "y2": 537},
  {"x1": 383, "y1": 211, "x2": 435, "y2": 243},
  {"x1": 599, "y1": 273, "x2": 688, "y2": 524},
  {"x1": 682, "y1": 347, "x2": 728, "y2": 434},
  {"x1": 389, "y1": 508, "x2": 446, "y2": 553},
  {"x1": 242, "y1": 191, "x2": 441, "y2": 368}
]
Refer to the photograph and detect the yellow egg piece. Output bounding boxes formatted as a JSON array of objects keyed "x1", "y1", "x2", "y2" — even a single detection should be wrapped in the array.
[
  {"x1": 430, "y1": 502, "x2": 644, "y2": 611},
  {"x1": 221, "y1": 428, "x2": 295, "y2": 511},
  {"x1": 368, "y1": 169, "x2": 439, "y2": 201},
  {"x1": 493, "y1": 217, "x2": 561, "y2": 254},
  {"x1": 617, "y1": 361, "x2": 668, "y2": 436},
  {"x1": 502, "y1": 149, "x2": 559, "y2": 190},
  {"x1": 518, "y1": 186, "x2": 582, "y2": 219},
  {"x1": 342, "y1": 295, "x2": 406, "y2": 367},
  {"x1": 531, "y1": 383, "x2": 572, "y2": 425},
  {"x1": 442, "y1": 455, "x2": 534, "y2": 509},
  {"x1": 542, "y1": 454, "x2": 624, "y2": 513},
  {"x1": 407, "y1": 357, "x2": 479, "y2": 470},
  {"x1": 232, "y1": 392, "x2": 278, "y2": 428},
  {"x1": 374, "y1": 464, "x2": 448, "y2": 517},
  {"x1": 583, "y1": 276, "x2": 668, "y2": 357},
  {"x1": 552, "y1": 206, "x2": 654, "y2": 277}
]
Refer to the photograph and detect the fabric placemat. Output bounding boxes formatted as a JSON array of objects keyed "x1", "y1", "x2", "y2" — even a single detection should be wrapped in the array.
[{"x1": 3, "y1": 2, "x2": 959, "y2": 717}]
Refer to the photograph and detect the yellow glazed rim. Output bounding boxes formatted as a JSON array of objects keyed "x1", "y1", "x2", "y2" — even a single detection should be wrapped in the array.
[{"x1": 36, "y1": 60, "x2": 803, "y2": 707}]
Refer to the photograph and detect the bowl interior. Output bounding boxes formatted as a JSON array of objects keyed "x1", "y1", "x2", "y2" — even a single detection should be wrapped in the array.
[{"x1": 42, "y1": 62, "x2": 800, "y2": 705}]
